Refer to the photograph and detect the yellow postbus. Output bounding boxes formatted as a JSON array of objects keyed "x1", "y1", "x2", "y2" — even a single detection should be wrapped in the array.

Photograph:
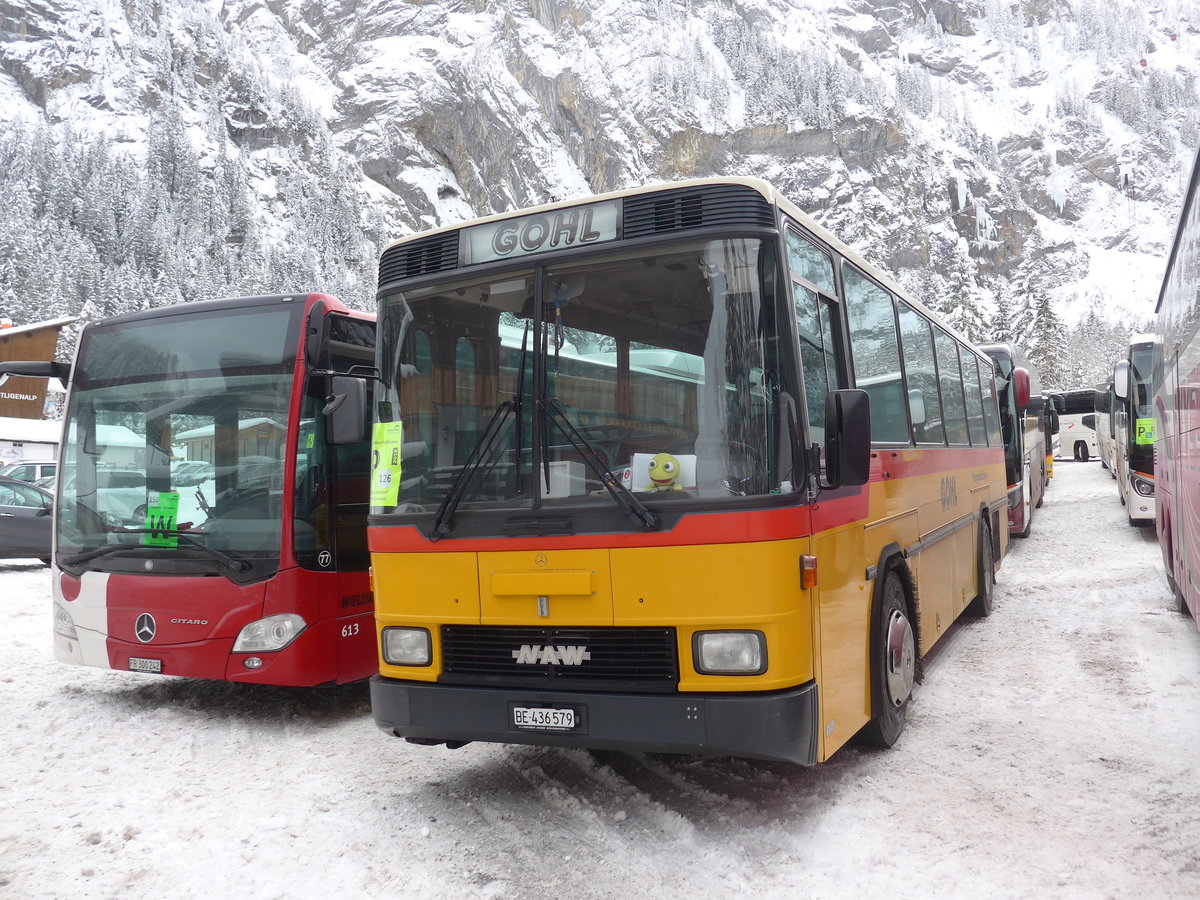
[{"x1": 365, "y1": 178, "x2": 1009, "y2": 764}]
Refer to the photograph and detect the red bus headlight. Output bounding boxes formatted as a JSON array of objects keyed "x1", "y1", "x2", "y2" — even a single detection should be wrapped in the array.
[{"x1": 233, "y1": 614, "x2": 307, "y2": 653}]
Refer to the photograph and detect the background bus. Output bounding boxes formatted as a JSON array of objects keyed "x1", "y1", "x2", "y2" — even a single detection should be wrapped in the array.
[
  {"x1": 1113, "y1": 334, "x2": 1156, "y2": 526},
  {"x1": 0, "y1": 294, "x2": 378, "y2": 685},
  {"x1": 1050, "y1": 388, "x2": 1100, "y2": 461},
  {"x1": 1094, "y1": 381, "x2": 1117, "y2": 474},
  {"x1": 1154, "y1": 144, "x2": 1200, "y2": 629},
  {"x1": 365, "y1": 178, "x2": 1009, "y2": 765},
  {"x1": 979, "y1": 343, "x2": 1044, "y2": 538}
]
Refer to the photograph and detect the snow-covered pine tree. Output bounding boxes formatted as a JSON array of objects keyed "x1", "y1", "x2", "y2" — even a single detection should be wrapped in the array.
[
  {"x1": 943, "y1": 238, "x2": 989, "y2": 341},
  {"x1": 1014, "y1": 264, "x2": 1067, "y2": 389}
]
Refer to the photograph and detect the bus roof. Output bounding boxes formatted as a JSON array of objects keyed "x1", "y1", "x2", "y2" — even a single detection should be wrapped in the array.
[
  {"x1": 83, "y1": 294, "x2": 350, "y2": 331},
  {"x1": 378, "y1": 177, "x2": 987, "y2": 364}
]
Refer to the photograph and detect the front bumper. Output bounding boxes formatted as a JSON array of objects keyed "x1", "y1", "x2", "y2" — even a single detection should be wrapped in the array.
[{"x1": 370, "y1": 677, "x2": 819, "y2": 765}]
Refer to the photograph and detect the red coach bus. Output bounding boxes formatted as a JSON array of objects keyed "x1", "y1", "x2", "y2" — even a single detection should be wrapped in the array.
[
  {"x1": 1154, "y1": 145, "x2": 1200, "y2": 631},
  {"x1": 0, "y1": 294, "x2": 378, "y2": 684}
]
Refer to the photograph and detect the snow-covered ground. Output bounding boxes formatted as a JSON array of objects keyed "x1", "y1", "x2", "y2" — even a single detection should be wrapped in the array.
[{"x1": 2, "y1": 461, "x2": 1198, "y2": 899}]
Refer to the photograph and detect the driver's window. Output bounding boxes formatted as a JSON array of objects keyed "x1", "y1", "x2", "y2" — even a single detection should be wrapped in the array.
[{"x1": 786, "y1": 229, "x2": 839, "y2": 446}]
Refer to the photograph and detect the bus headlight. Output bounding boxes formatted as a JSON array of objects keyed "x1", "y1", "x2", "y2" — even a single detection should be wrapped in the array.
[
  {"x1": 693, "y1": 631, "x2": 766, "y2": 675},
  {"x1": 53, "y1": 603, "x2": 77, "y2": 639},
  {"x1": 233, "y1": 614, "x2": 307, "y2": 653},
  {"x1": 1132, "y1": 474, "x2": 1155, "y2": 497},
  {"x1": 382, "y1": 627, "x2": 432, "y2": 666}
]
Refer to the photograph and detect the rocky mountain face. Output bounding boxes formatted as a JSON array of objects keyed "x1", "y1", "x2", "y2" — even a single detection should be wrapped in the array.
[{"x1": 1, "y1": 0, "x2": 1197, "y2": 382}]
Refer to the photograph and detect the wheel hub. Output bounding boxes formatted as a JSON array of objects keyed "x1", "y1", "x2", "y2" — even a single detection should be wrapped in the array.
[{"x1": 884, "y1": 609, "x2": 915, "y2": 707}]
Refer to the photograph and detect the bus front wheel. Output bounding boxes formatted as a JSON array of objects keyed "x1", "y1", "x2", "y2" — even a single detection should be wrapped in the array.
[{"x1": 858, "y1": 569, "x2": 915, "y2": 748}]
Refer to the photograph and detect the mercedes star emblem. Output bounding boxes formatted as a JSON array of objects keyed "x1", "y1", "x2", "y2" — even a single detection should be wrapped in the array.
[{"x1": 134, "y1": 613, "x2": 156, "y2": 643}]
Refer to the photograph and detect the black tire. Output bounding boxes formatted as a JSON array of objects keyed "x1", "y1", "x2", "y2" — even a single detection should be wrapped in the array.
[
  {"x1": 40, "y1": 557, "x2": 51, "y2": 567},
  {"x1": 1179, "y1": 586, "x2": 1192, "y2": 617},
  {"x1": 857, "y1": 568, "x2": 915, "y2": 748},
  {"x1": 1017, "y1": 502, "x2": 1033, "y2": 538},
  {"x1": 967, "y1": 519, "x2": 994, "y2": 617},
  {"x1": 1075, "y1": 442, "x2": 1089, "y2": 462}
]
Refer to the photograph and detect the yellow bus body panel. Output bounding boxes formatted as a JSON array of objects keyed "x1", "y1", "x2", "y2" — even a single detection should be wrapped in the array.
[
  {"x1": 374, "y1": 541, "x2": 815, "y2": 691},
  {"x1": 372, "y1": 453, "x2": 1007, "y2": 759}
]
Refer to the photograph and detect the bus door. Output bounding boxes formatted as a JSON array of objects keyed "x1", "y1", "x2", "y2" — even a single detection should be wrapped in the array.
[{"x1": 787, "y1": 229, "x2": 860, "y2": 756}]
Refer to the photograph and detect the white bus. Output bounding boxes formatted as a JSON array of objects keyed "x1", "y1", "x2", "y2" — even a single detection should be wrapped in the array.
[
  {"x1": 1050, "y1": 389, "x2": 1100, "y2": 461},
  {"x1": 1113, "y1": 335, "x2": 1156, "y2": 525},
  {"x1": 1093, "y1": 381, "x2": 1117, "y2": 474}
]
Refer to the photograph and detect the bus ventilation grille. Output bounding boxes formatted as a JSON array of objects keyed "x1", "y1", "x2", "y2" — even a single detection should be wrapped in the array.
[
  {"x1": 439, "y1": 626, "x2": 678, "y2": 693},
  {"x1": 378, "y1": 232, "x2": 460, "y2": 285},
  {"x1": 622, "y1": 183, "x2": 775, "y2": 239}
]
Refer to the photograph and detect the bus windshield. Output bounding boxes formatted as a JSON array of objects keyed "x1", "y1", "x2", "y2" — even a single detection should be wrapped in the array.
[
  {"x1": 57, "y1": 305, "x2": 301, "y2": 579},
  {"x1": 987, "y1": 351, "x2": 1021, "y2": 485},
  {"x1": 1130, "y1": 342, "x2": 1154, "y2": 421},
  {"x1": 374, "y1": 237, "x2": 793, "y2": 527}
]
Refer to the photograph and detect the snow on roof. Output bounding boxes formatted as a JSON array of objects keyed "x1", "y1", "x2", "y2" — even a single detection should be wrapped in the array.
[
  {"x1": 175, "y1": 417, "x2": 287, "y2": 440},
  {"x1": 0, "y1": 317, "x2": 75, "y2": 337},
  {"x1": 0, "y1": 416, "x2": 61, "y2": 443}
]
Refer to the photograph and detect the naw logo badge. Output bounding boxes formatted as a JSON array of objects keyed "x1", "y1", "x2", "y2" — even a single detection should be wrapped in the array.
[{"x1": 512, "y1": 644, "x2": 591, "y2": 666}]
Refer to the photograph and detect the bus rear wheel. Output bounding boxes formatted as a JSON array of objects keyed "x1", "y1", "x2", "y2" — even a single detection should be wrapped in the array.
[
  {"x1": 858, "y1": 569, "x2": 914, "y2": 748},
  {"x1": 967, "y1": 519, "x2": 994, "y2": 617}
]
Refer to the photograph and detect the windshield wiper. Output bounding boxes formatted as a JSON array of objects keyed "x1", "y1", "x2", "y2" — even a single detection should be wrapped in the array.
[
  {"x1": 540, "y1": 397, "x2": 661, "y2": 531},
  {"x1": 430, "y1": 323, "x2": 532, "y2": 541},
  {"x1": 60, "y1": 531, "x2": 251, "y2": 572},
  {"x1": 428, "y1": 400, "x2": 516, "y2": 541}
]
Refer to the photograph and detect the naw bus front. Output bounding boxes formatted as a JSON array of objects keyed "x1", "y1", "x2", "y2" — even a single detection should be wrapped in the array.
[
  {"x1": 48, "y1": 294, "x2": 377, "y2": 685},
  {"x1": 366, "y1": 180, "x2": 1005, "y2": 764}
]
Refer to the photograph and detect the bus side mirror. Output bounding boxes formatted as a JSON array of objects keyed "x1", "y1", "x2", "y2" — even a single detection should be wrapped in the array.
[
  {"x1": 1113, "y1": 360, "x2": 1130, "y2": 401},
  {"x1": 907, "y1": 388, "x2": 927, "y2": 427},
  {"x1": 825, "y1": 389, "x2": 870, "y2": 488},
  {"x1": 1013, "y1": 367, "x2": 1031, "y2": 409},
  {"x1": 0, "y1": 360, "x2": 70, "y2": 383},
  {"x1": 324, "y1": 376, "x2": 367, "y2": 445},
  {"x1": 304, "y1": 300, "x2": 330, "y2": 371}
]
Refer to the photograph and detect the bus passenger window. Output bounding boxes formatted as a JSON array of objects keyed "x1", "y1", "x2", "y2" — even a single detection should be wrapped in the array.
[
  {"x1": 933, "y1": 329, "x2": 970, "y2": 444},
  {"x1": 897, "y1": 303, "x2": 944, "y2": 445},
  {"x1": 845, "y1": 265, "x2": 909, "y2": 444},
  {"x1": 962, "y1": 354, "x2": 988, "y2": 445},
  {"x1": 786, "y1": 230, "x2": 836, "y2": 295}
]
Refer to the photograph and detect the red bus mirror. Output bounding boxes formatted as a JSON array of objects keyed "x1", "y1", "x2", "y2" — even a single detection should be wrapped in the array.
[{"x1": 1013, "y1": 367, "x2": 1031, "y2": 409}]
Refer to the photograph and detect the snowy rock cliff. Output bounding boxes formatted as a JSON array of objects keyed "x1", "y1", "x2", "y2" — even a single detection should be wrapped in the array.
[{"x1": 0, "y1": 0, "x2": 1197, "y2": 385}]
